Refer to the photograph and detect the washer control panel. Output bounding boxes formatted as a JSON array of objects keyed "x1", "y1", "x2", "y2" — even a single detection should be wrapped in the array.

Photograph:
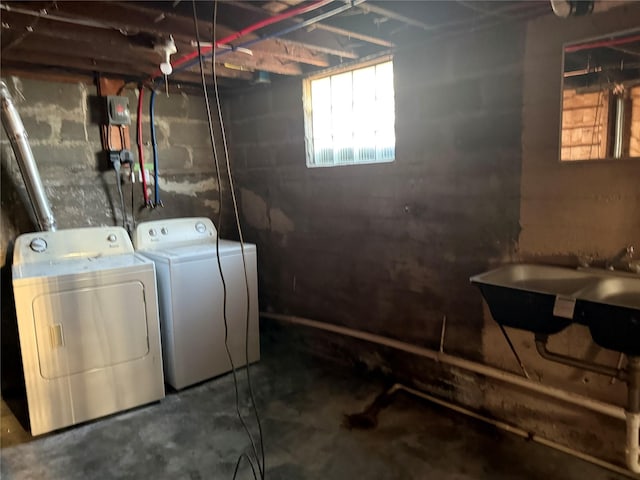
[
  {"x1": 14, "y1": 227, "x2": 134, "y2": 266},
  {"x1": 133, "y1": 217, "x2": 217, "y2": 250}
]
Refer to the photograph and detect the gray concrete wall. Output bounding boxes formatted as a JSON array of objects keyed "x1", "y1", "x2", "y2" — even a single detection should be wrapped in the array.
[
  {"x1": 0, "y1": 75, "x2": 228, "y2": 392},
  {"x1": 225, "y1": 7, "x2": 638, "y2": 468},
  {"x1": 226, "y1": 20, "x2": 528, "y2": 442}
]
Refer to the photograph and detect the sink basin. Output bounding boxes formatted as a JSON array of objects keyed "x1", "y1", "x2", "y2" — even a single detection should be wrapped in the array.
[
  {"x1": 575, "y1": 277, "x2": 640, "y2": 355},
  {"x1": 470, "y1": 265, "x2": 599, "y2": 334},
  {"x1": 472, "y1": 264, "x2": 640, "y2": 355}
]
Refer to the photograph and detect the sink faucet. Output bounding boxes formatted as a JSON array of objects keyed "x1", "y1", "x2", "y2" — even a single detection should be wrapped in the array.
[{"x1": 606, "y1": 245, "x2": 635, "y2": 271}]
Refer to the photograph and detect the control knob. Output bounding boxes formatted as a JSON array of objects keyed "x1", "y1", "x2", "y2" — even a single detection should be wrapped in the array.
[{"x1": 29, "y1": 237, "x2": 47, "y2": 253}]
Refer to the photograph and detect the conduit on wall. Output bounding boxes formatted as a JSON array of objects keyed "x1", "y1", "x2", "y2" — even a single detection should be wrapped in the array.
[
  {"x1": 149, "y1": 89, "x2": 162, "y2": 207},
  {"x1": 261, "y1": 312, "x2": 640, "y2": 475},
  {"x1": 136, "y1": 86, "x2": 151, "y2": 207}
]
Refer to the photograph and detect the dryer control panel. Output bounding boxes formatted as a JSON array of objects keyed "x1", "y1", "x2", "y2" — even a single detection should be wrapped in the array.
[
  {"x1": 14, "y1": 227, "x2": 134, "y2": 266},
  {"x1": 134, "y1": 217, "x2": 217, "y2": 251}
]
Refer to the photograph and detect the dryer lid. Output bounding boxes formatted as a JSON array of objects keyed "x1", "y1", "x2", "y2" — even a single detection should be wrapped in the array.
[{"x1": 13, "y1": 227, "x2": 134, "y2": 266}]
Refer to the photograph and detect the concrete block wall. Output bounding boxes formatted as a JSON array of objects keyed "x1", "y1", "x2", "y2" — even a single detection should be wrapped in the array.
[
  {"x1": 226, "y1": 23, "x2": 524, "y2": 363},
  {"x1": 0, "y1": 75, "x2": 229, "y2": 393},
  {"x1": 225, "y1": 19, "x2": 526, "y2": 445},
  {"x1": 0, "y1": 76, "x2": 229, "y2": 252}
]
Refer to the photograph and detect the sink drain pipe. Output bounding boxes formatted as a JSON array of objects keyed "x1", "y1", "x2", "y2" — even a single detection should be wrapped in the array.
[
  {"x1": 261, "y1": 312, "x2": 640, "y2": 474},
  {"x1": 535, "y1": 334, "x2": 627, "y2": 380},
  {"x1": 627, "y1": 357, "x2": 640, "y2": 473}
]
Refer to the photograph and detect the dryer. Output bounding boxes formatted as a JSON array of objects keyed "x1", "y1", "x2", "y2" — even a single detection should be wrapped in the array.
[
  {"x1": 12, "y1": 227, "x2": 165, "y2": 436},
  {"x1": 134, "y1": 218, "x2": 259, "y2": 390}
]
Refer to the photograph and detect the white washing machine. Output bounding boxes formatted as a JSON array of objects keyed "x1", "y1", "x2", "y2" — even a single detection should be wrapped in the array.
[
  {"x1": 12, "y1": 227, "x2": 165, "y2": 436},
  {"x1": 134, "y1": 217, "x2": 259, "y2": 390}
]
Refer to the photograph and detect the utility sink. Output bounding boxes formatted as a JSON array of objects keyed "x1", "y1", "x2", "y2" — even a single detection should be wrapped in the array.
[
  {"x1": 471, "y1": 264, "x2": 640, "y2": 354},
  {"x1": 575, "y1": 277, "x2": 640, "y2": 355},
  {"x1": 470, "y1": 265, "x2": 599, "y2": 334}
]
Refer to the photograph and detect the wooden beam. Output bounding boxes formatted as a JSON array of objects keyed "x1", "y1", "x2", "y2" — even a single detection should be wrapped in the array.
[
  {"x1": 2, "y1": 50, "x2": 151, "y2": 78},
  {"x1": 0, "y1": 65, "x2": 96, "y2": 85},
  {"x1": 14, "y1": 34, "x2": 157, "y2": 70},
  {"x1": 186, "y1": 51, "x2": 303, "y2": 76}
]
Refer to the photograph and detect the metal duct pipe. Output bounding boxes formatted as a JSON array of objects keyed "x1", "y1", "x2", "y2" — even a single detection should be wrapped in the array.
[
  {"x1": 613, "y1": 95, "x2": 625, "y2": 159},
  {"x1": 1, "y1": 80, "x2": 56, "y2": 231}
]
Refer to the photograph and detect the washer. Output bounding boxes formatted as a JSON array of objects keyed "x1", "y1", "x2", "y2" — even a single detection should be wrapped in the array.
[
  {"x1": 134, "y1": 217, "x2": 260, "y2": 390},
  {"x1": 12, "y1": 227, "x2": 165, "y2": 436}
]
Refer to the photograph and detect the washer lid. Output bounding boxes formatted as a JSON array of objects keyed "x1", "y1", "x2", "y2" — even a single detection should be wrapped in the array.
[
  {"x1": 140, "y1": 239, "x2": 255, "y2": 264},
  {"x1": 12, "y1": 253, "x2": 153, "y2": 280}
]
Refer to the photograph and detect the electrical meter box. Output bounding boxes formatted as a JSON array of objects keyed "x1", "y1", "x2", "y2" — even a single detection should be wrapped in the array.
[{"x1": 107, "y1": 96, "x2": 131, "y2": 125}]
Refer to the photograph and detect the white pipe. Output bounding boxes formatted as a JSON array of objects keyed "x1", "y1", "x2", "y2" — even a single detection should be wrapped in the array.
[
  {"x1": 262, "y1": 312, "x2": 625, "y2": 420},
  {"x1": 392, "y1": 384, "x2": 636, "y2": 478},
  {"x1": 627, "y1": 412, "x2": 640, "y2": 474}
]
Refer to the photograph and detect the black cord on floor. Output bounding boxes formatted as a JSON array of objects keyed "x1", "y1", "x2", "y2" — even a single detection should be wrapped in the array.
[
  {"x1": 211, "y1": 1, "x2": 265, "y2": 477},
  {"x1": 191, "y1": 2, "x2": 264, "y2": 479}
]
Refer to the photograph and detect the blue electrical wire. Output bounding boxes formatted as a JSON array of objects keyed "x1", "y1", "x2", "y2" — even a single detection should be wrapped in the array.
[
  {"x1": 155, "y1": 0, "x2": 364, "y2": 85},
  {"x1": 149, "y1": 89, "x2": 162, "y2": 207}
]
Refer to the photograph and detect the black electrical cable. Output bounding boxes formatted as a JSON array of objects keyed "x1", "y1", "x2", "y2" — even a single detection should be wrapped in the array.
[
  {"x1": 233, "y1": 453, "x2": 259, "y2": 480},
  {"x1": 211, "y1": 2, "x2": 266, "y2": 477},
  {"x1": 191, "y1": 3, "x2": 263, "y2": 479},
  {"x1": 114, "y1": 161, "x2": 127, "y2": 229}
]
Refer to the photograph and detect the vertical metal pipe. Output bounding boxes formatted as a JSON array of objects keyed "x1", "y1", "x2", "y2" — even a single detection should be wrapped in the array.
[
  {"x1": 1, "y1": 80, "x2": 57, "y2": 231},
  {"x1": 628, "y1": 357, "x2": 640, "y2": 413},
  {"x1": 613, "y1": 95, "x2": 625, "y2": 159}
]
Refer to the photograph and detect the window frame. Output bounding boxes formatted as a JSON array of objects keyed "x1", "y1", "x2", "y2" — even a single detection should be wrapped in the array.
[{"x1": 303, "y1": 55, "x2": 395, "y2": 168}]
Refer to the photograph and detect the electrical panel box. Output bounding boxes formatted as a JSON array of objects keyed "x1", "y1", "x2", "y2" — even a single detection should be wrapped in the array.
[{"x1": 107, "y1": 96, "x2": 131, "y2": 125}]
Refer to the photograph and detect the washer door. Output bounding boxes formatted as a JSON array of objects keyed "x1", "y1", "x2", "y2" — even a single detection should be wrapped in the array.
[{"x1": 32, "y1": 282, "x2": 149, "y2": 379}]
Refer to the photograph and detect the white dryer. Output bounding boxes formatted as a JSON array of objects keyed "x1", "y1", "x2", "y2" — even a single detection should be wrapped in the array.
[
  {"x1": 12, "y1": 227, "x2": 165, "y2": 436},
  {"x1": 134, "y1": 217, "x2": 259, "y2": 390}
]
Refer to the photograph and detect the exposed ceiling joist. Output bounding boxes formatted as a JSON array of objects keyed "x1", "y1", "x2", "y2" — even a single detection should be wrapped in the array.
[
  {"x1": 0, "y1": 0, "x2": 553, "y2": 87},
  {"x1": 226, "y1": 1, "x2": 394, "y2": 48}
]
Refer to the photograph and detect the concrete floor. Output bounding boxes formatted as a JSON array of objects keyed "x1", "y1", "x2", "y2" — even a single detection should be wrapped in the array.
[{"x1": 1, "y1": 340, "x2": 627, "y2": 480}]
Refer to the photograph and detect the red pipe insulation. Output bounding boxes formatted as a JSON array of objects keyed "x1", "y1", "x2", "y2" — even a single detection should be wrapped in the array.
[
  {"x1": 151, "y1": 0, "x2": 333, "y2": 79},
  {"x1": 565, "y1": 34, "x2": 640, "y2": 53},
  {"x1": 136, "y1": 87, "x2": 150, "y2": 206}
]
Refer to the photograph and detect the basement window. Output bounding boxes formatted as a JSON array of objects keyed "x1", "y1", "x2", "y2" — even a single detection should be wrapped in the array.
[{"x1": 303, "y1": 58, "x2": 395, "y2": 167}]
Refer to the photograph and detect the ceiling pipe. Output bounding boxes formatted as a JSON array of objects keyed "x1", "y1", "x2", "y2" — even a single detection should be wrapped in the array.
[
  {"x1": 565, "y1": 34, "x2": 640, "y2": 53},
  {"x1": 0, "y1": 80, "x2": 57, "y2": 232}
]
